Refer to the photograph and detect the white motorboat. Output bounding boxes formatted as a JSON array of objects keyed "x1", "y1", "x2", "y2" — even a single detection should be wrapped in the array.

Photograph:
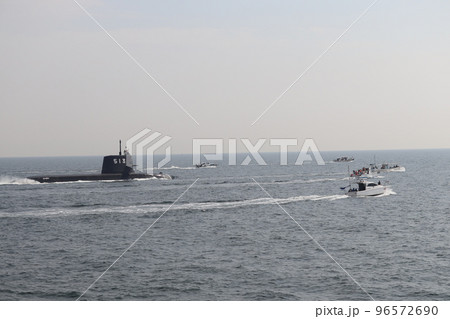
[
  {"x1": 376, "y1": 163, "x2": 406, "y2": 173},
  {"x1": 333, "y1": 156, "x2": 354, "y2": 163},
  {"x1": 195, "y1": 162, "x2": 218, "y2": 168},
  {"x1": 347, "y1": 180, "x2": 390, "y2": 197}
]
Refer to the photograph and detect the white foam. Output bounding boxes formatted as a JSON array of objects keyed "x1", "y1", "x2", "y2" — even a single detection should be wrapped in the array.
[
  {"x1": 390, "y1": 167, "x2": 406, "y2": 172},
  {"x1": 375, "y1": 188, "x2": 397, "y2": 197},
  {"x1": 0, "y1": 175, "x2": 173, "y2": 185},
  {"x1": 0, "y1": 175, "x2": 39, "y2": 185},
  {"x1": 0, "y1": 193, "x2": 349, "y2": 218},
  {"x1": 205, "y1": 177, "x2": 341, "y2": 189}
]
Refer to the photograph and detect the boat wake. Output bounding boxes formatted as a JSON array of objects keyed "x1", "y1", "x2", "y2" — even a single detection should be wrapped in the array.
[
  {"x1": 0, "y1": 174, "x2": 172, "y2": 185},
  {"x1": 200, "y1": 177, "x2": 342, "y2": 189},
  {"x1": 161, "y1": 166, "x2": 197, "y2": 170},
  {"x1": 0, "y1": 194, "x2": 348, "y2": 218},
  {"x1": 375, "y1": 188, "x2": 397, "y2": 197},
  {"x1": 262, "y1": 177, "x2": 339, "y2": 185},
  {"x1": 42, "y1": 175, "x2": 174, "y2": 184},
  {"x1": 0, "y1": 175, "x2": 39, "y2": 185}
]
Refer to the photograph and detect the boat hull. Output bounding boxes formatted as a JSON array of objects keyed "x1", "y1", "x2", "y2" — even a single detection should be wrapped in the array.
[
  {"x1": 28, "y1": 173, "x2": 169, "y2": 183},
  {"x1": 348, "y1": 185, "x2": 388, "y2": 197},
  {"x1": 377, "y1": 167, "x2": 406, "y2": 173}
]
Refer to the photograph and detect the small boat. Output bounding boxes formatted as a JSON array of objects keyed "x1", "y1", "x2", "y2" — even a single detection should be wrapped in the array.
[
  {"x1": 347, "y1": 179, "x2": 390, "y2": 197},
  {"x1": 195, "y1": 162, "x2": 218, "y2": 168},
  {"x1": 333, "y1": 156, "x2": 354, "y2": 162},
  {"x1": 367, "y1": 156, "x2": 405, "y2": 173},
  {"x1": 350, "y1": 166, "x2": 374, "y2": 178},
  {"x1": 376, "y1": 163, "x2": 406, "y2": 173},
  {"x1": 153, "y1": 172, "x2": 172, "y2": 180}
]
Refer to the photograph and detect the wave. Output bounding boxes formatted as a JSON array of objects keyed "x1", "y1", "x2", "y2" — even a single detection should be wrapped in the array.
[
  {"x1": 0, "y1": 194, "x2": 348, "y2": 218},
  {"x1": 375, "y1": 188, "x2": 397, "y2": 197},
  {"x1": 0, "y1": 175, "x2": 39, "y2": 185},
  {"x1": 161, "y1": 166, "x2": 197, "y2": 170},
  {"x1": 0, "y1": 175, "x2": 173, "y2": 186},
  {"x1": 199, "y1": 177, "x2": 341, "y2": 189},
  {"x1": 161, "y1": 165, "x2": 217, "y2": 170},
  {"x1": 389, "y1": 167, "x2": 406, "y2": 172},
  {"x1": 267, "y1": 177, "x2": 339, "y2": 185},
  {"x1": 53, "y1": 174, "x2": 174, "y2": 184},
  {"x1": 36, "y1": 176, "x2": 174, "y2": 184}
]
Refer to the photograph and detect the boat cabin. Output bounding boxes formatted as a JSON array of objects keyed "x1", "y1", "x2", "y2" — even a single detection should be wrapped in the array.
[{"x1": 357, "y1": 181, "x2": 378, "y2": 191}]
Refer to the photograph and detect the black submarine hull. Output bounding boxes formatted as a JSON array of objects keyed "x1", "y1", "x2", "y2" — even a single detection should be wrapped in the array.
[
  {"x1": 27, "y1": 141, "x2": 172, "y2": 183},
  {"x1": 28, "y1": 173, "x2": 169, "y2": 183}
]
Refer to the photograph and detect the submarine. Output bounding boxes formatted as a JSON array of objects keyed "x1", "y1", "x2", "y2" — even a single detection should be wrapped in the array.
[{"x1": 28, "y1": 141, "x2": 171, "y2": 183}]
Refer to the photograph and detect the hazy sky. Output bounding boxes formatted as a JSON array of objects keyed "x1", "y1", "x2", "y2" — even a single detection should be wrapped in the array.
[{"x1": 1, "y1": 0, "x2": 449, "y2": 157}]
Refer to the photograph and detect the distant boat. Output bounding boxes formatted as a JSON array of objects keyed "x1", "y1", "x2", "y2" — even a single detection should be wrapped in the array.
[
  {"x1": 375, "y1": 163, "x2": 406, "y2": 173},
  {"x1": 333, "y1": 156, "x2": 354, "y2": 163},
  {"x1": 350, "y1": 165, "x2": 376, "y2": 178},
  {"x1": 28, "y1": 141, "x2": 171, "y2": 183},
  {"x1": 195, "y1": 162, "x2": 218, "y2": 168},
  {"x1": 366, "y1": 155, "x2": 405, "y2": 173}
]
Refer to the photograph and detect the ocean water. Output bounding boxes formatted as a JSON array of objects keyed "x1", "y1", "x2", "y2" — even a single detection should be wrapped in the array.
[{"x1": 0, "y1": 149, "x2": 449, "y2": 301}]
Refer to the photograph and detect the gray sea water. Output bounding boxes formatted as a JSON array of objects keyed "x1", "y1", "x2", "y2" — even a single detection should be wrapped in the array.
[{"x1": 0, "y1": 149, "x2": 449, "y2": 300}]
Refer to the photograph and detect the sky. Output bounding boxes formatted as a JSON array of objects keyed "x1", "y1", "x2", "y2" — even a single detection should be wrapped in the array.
[{"x1": 1, "y1": 0, "x2": 449, "y2": 157}]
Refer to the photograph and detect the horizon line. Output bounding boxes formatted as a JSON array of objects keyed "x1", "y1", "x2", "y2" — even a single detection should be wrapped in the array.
[{"x1": 1, "y1": 147, "x2": 449, "y2": 159}]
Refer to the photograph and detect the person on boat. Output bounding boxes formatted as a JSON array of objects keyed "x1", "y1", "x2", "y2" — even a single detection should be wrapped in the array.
[{"x1": 378, "y1": 180, "x2": 381, "y2": 185}]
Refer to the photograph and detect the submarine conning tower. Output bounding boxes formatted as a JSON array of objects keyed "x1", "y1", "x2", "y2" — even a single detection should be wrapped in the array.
[{"x1": 101, "y1": 140, "x2": 134, "y2": 175}]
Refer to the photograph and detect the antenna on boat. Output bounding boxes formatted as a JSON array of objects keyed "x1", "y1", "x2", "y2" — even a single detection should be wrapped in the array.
[
  {"x1": 348, "y1": 165, "x2": 351, "y2": 185},
  {"x1": 119, "y1": 140, "x2": 122, "y2": 156},
  {"x1": 341, "y1": 165, "x2": 352, "y2": 190}
]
